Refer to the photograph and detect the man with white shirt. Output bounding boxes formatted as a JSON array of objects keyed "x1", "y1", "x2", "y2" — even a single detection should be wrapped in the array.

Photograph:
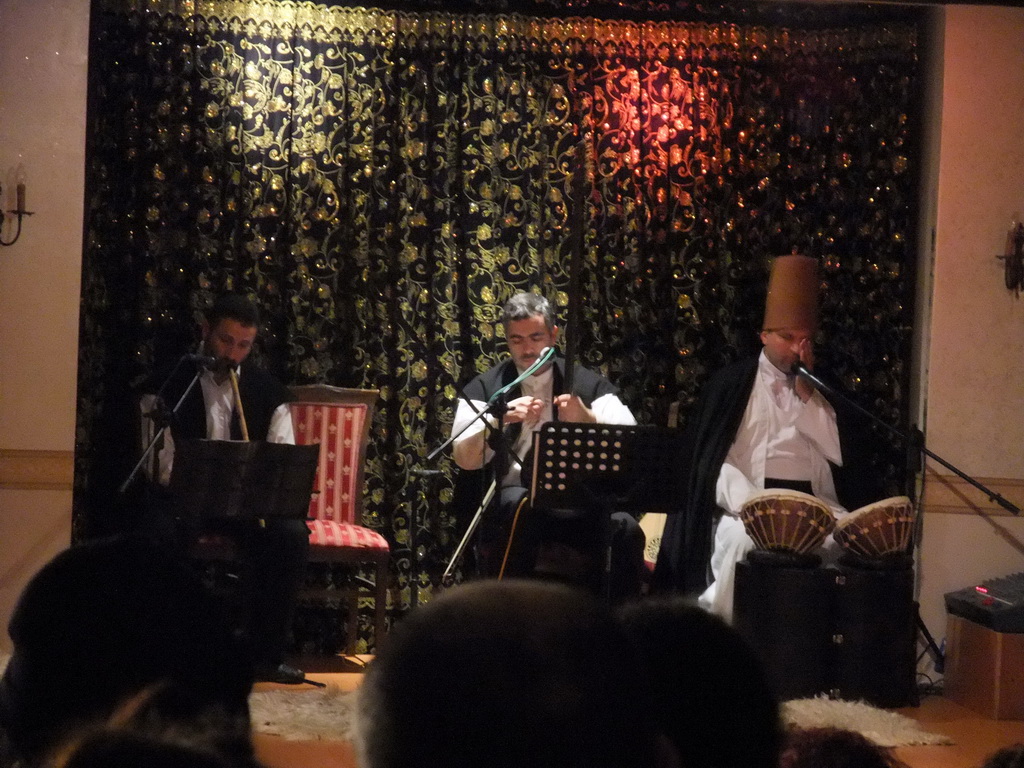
[
  {"x1": 451, "y1": 292, "x2": 643, "y2": 598},
  {"x1": 652, "y1": 255, "x2": 880, "y2": 621},
  {"x1": 143, "y1": 294, "x2": 310, "y2": 685}
]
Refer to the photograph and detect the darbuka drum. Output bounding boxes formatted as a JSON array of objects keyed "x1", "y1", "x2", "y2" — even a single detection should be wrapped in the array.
[
  {"x1": 834, "y1": 496, "x2": 915, "y2": 559},
  {"x1": 739, "y1": 489, "x2": 835, "y2": 556}
]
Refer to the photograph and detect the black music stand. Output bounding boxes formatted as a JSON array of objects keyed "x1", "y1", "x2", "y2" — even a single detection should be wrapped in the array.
[
  {"x1": 170, "y1": 439, "x2": 321, "y2": 521},
  {"x1": 527, "y1": 422, "x2": 686, "y2": 599},
  {"x1": 529, "y1": 422, "x2": 686, "y2": 516}
]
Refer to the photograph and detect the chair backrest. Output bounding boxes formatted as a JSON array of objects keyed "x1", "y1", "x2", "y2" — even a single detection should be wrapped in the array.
[{"x1": 288, "y1": 385, "x2": 378, "y2": 525}]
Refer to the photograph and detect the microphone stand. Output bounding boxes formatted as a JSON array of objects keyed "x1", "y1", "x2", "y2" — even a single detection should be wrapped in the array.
[
  {"x1": 118, "y1": 357, "x2": 209, "y2": 495},
  {"x1": 793, "y1": 362, "x2": 1018, "y2": 672},
  {"x1": 792, "y1": 363, "x2": 1019, "y2": 515},
  {"x1": 427, "y1": 346, "x2": 558, "y2": 464},
  {"x1": 429, "y1": 347, "x2": 558, "y2": 586}
]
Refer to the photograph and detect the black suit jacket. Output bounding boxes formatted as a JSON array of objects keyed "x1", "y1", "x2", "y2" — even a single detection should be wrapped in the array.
[
  {"x1": 452, "y1": 356, "x2": 623, "y2": 519},
  {"x1": 154, "y1": 358, "x2": 291, "y2": 444}
]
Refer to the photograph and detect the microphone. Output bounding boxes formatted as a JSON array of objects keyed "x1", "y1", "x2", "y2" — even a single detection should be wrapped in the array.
[
  {"x1": 487, "y1": 346, "x2": 557, "y2": 406},
  {"x1": 790, "y1": 361, "x2": 835, "y2": 397},
  {"x1": 526, "y1": 347, "x2": 554, "y2": 376},
  {"x1": 513, "y1": 346, "x2": 555, "y2": 386},
  {"x1": 182, "y1": 354, "x2": 233, "y2": 373},
  {"x1": 182, "y1": 353, "x2": 219, "y2": 368}
]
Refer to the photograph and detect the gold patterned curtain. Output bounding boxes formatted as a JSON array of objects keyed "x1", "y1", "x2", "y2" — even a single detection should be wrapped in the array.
[{"x1": 77, "y1": 0, "x2": 921, "y2": 641}]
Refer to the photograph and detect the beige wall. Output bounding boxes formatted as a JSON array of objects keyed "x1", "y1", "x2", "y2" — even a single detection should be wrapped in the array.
[
  {"x1": 0, "y1": 0, "x2": 89, "y2": 652},
  {"x1": 916, "y1": 4, "x2": 1024, "y2": 653},
  {"x1": 0, "y1": 0, "x2": 1022, "y2": 668}
]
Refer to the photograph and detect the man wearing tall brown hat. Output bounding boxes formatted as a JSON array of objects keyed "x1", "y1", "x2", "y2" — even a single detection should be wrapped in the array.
[{"x1": 652, "y1": 255, "x2": 880, "y2": 621}]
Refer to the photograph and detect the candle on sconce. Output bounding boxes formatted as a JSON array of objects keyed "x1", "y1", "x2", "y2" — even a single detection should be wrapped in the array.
[
  {"x1": 0, "y1": 166, "x2": 31, "y2": 245},
  {"x1": 14, "y1": 164, "x2": 26, "y2": 213}
]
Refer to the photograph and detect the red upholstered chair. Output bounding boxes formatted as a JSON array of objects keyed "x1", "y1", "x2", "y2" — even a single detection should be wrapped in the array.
[{"x1": 289, "y1": 385, "x2": 390, "y2": 655}]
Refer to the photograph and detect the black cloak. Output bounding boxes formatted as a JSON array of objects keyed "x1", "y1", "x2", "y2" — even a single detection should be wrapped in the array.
[{"x1": 652, "y1": 355, "x2": 883, "y2": 595}]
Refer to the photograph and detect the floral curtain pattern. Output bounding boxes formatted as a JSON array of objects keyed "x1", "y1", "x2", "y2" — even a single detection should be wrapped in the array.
[{"x1": 78, "y1": 0, "x2": 921, "y2": 642}]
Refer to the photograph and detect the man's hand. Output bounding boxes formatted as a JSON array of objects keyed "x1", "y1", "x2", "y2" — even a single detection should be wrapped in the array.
[
  {"x1": 505, "y1": 395, "x2": 544, "y2": 425},
  {"x1": 795, "y1": 337, "x2": 816, "y2": 403},
  {"x1": 554, "y1": 393, "x2": 596, "y2": 423}
]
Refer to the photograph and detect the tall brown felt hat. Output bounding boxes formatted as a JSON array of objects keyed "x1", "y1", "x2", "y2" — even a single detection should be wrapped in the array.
[{"x1": 762, "y1": 254, "x2": 819, "y2": 331}]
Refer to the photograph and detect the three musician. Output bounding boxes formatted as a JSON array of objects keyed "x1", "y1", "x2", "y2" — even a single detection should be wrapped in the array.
[{"x1": 138, "y1": 259, "x2": 889, "y2": 658}]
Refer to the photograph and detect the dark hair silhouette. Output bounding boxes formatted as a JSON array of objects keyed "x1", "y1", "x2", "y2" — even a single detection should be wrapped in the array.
[
  {"x1": 357, "y1": 579, "x2": 660, "y2": 768},
  {"x1": 779, "y1": 726, "x2": 909, "y2": 768},
  {"x1": 206, "y1": 294, "x2": 259, "y2": 329},
  {"x1": 617, "y1": 595, "x2": 782, "y2": 768},
  {"x1": 0, "y1": 534, "x2": 252, "y2": 765}
]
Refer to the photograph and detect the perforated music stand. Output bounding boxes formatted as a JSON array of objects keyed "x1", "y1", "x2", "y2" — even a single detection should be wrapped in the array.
[
  {"x1": 170, "y1": 439, "x2": 321, "y2": 521},
  {"x1": 525, "y1": 422, "x2": 685, "y2": 600},
  {"x1": 528, "y1": 422, "x2": 686, "y2": 516}
]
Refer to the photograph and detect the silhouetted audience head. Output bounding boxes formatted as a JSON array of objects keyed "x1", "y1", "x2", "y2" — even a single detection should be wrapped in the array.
[
  {"x1": 779, "y1": 727, "x2": 909, "y2": 768},
  {"x1": 982, "y1": 744, "x2": 1024, "y2": 768},
  {"x1": 45, "y1": 682, "x2": 261, "y2": 768},
  {"x1": 617, "y1": 595, "x2": 782, "y2": 768},
  {"x1": 355, "y1": 579, "x2": 662, "y2": 768},
  {"x1": 0, "y1": 534, "x2": 253, "y2": 766},
  {"x1": 50, "y1": 732, "x2": 240, "y2": 768}
]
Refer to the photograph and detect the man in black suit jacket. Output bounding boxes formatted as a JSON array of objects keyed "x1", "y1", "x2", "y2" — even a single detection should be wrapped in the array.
[{"x1": 143, "y1": 294, "x2": 311, "y2": 685}]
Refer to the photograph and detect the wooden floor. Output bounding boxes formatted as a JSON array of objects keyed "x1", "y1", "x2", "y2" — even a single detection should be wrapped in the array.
[
  {"x1": 890, "y1": 696, "x2": 1024, "y2": 768},
  {"x1": 252, "y1": 660, "x2": 1024, "y2": 768}
]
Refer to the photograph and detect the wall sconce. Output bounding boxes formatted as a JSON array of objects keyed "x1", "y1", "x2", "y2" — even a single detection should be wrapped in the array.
[
  {"x1": 0, "y1": 169, "x2": 33, "y2": 246},
  {"x1": 997, "y1": 221, "x2": 1024, "y2": 296}
]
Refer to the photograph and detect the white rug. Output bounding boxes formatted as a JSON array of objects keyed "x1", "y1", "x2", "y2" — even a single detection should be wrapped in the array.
[
  {"x1": 781, "y1": 696, "x2": 953, "y2": 748},
  {"x1": 249, "y1": 686, "x2": 357, "y2": 742},
  {"x1": 247, "y1": 687, "x2": 953, "y2": 747}
]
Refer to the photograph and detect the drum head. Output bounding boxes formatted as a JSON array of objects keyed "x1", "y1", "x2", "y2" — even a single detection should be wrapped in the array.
[
  {"x1": 740, "y1": 488, "x2": 835, "y2": 556},
  {"x1": 833, "y1": 495, "x2": 915, "y2": 559},
  {"x1": 743, "y1": 488, "x2": 828, "y2": 509},
  {"x1": 837, "y1": 495, "x2": 913, "y2": 530}
]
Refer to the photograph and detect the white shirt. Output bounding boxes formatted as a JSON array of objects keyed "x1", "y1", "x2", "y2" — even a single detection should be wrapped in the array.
[
  {"x1": 451, "y1": 364, "x2": 636, "y2": 487},
  {"x1": 143, "y1": 364, "x2": 294, "y2": 486},
  {"x1": 715, "y1": 350, "x2": 844, "y2": 517}
]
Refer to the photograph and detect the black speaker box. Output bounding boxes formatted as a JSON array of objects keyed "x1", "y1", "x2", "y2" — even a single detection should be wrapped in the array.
[{"x1": 734, "y1": 559, "x2": 917, "y2": 707}]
